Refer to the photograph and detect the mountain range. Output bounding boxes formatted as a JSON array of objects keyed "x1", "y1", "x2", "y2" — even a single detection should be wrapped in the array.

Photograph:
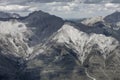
[{"x1": 0, "y1": 10, "x2": 119, "y2": 80}]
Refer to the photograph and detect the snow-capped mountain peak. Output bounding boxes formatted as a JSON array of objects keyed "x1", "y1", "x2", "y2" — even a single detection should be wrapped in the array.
[{"x1": 53, "y1": 23, "x2": 119, "y2": 63}]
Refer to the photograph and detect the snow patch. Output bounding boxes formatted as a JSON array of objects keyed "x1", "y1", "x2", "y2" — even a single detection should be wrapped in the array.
[{"x1": 82, "y1": 16, "x2": 104, "y2": 26}]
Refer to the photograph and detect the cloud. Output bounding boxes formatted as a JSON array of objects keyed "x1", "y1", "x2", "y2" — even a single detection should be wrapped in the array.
[
  {"x1": 0, "y1": 0, "x2": 73, "y2": 5},
  {"x1": 0, "y1": 0, "x2": 120, "y2": 19},
  {"x1": 45, "y1": 1, "x2": 79, "y2": 12},
  {"x1": 105, "y1": 3, "x2": 119, "y2": 8},
  {"x1": 0, "y1": 5, "x2": 30, "y2": 11},
  {"x1": 28, "y1": 7, "x2": 38, "y2": 11},
  {"x1": 51, "y1": 6, "x2": 71, "y2": 12},
  {"x1": 46, "y1": 2, "x2": 62, "y2": 6}
]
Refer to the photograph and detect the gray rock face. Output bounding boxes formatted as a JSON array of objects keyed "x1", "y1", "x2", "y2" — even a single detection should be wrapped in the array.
[
  {"x1": 21, "y1": 10, "x2": 64, "y2": 46},
  {"x1": 0, "y1": 10, "x2": 119, "y2": 80},
  {"x1": 104, "y1": 11, "x2": 120, "y2": 24}
]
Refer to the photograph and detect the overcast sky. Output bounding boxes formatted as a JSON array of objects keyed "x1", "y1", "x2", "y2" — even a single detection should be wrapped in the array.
[{"x1": 0, "y1": 0, "x2": 120, "y2": 19}]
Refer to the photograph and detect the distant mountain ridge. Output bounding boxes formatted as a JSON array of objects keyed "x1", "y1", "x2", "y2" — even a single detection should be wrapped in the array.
[{"x1": 0, "y1": 11, "x2": 20, "y2": 18}]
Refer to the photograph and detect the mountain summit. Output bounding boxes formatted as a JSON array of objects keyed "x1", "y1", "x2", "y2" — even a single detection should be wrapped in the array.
[{"x1": 21, "y1": 10, "x2": 64, "y2": 45}]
